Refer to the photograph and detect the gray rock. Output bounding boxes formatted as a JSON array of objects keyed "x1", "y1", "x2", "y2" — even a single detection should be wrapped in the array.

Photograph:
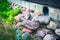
[
  {"x1": 47, "y1": 21, "x2": 57, "y2": 30},
  {"x1": 55, "y1": 29, "x2": 60, "y2": 36},
  {"x1": 16, "y1": 29, "x2": 22, "y2": 40},
  {"x1": 24, "y1": 20, "x2": 39, "y2": 30},
  {"x1": 35, "y1": 29, "x2": 53, "y2": 38},
  {"x1": 33, "y1": 37, "x2": 42, "y2": 40},
  {"x1": 22, "y1": 32, "x2": 31, "y2": 40},
  {"x1": 35, "y1": 30, "x2": 45, "y2": 37},
  {"x1": 43, "y1": 34, "x2": 56, "y2": 40}
]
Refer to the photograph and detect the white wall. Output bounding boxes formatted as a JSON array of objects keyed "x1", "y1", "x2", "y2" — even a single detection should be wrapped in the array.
[
  {"x1": 57, "y1": 9, "x2": 60, "y2": 20},
  {"x1": 48, "y1": 7, "x2": 58, "y2": 19},
  {"x1": 7, "y1": 0, "x2": 60, "y2": 21}
]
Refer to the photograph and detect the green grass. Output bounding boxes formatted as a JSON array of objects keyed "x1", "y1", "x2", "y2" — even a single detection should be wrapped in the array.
[{"x1": 0, "y1": 18, "x2": 16, "y2": 40}]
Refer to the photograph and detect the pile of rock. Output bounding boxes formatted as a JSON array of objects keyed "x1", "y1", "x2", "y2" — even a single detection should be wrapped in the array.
[{"x1": 15, "y1": 20, "x2": 60, "y2": 40}]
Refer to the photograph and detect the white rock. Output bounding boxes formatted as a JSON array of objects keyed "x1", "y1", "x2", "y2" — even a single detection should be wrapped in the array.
[
  {"x1": 43, "y1": 34, "x2": 56, "y2": 40},
  {"x1": 55, "y1": 29, "x2": 60, "y2": 36},
  {"x1": 47, "y1": 21, "x2": 57, "y2": 30}
]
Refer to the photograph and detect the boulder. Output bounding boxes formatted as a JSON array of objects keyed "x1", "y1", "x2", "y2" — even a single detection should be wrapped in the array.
[
  {"x1": 16, "y1": 29, "x2": 22, "y2": 40},
  {"x1": 38, "y1": 16, "x2": 50, "y2": 25},
  {"x1": 35, "y1": 30, "x2": 45, "y2": 37},
  {"x1": 15, "y1": 14, "x2": 22, "y2": 22},
  {"x1": 22, "y1": 28, "x2": 32, "y2": 33},
  {"x1": 43, "y1": 34, "x2": 56, "y2": 40},
  {"x1": 33, "y1": 37, "x2": 42, "y2": 40},
  {"x1": 24, "y1": 20, "x2": 39, "y2": 30},
  {"x1": 22, "y1": 32, "x2": 31, "y2": 40},
  {"x1": 55, "y1": 29, "x2": 60, "y2": 36},
  {"x1": 35, "y1": 29, "x2": 53, "y2": 37},
  {"x1": 47, "y1": 21, "x2": 57, "y2": 30}
]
